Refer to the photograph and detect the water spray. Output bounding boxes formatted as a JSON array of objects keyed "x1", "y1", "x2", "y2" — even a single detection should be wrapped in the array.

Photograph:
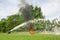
[{"x1": 7, "y1": 18, "x2": 46, "y2": 34}]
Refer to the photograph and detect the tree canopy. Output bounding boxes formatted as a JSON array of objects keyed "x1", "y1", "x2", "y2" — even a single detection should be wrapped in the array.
[{"x1": 1, "y1": 5, "x2": 57, "y2": 33}]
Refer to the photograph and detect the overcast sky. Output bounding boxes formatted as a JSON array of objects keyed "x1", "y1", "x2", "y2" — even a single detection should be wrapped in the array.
[{"x1": 0, "y1": 0, "x2": 60, "y2": 20}]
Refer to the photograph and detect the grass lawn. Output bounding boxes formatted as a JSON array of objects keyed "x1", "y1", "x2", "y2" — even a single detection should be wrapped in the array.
[{"x1": 0, "y1": 32, "x2": 60, "y2": 40}]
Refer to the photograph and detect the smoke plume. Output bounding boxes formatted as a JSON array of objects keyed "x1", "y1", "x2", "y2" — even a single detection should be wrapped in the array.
[
  {"x1": 20, "y1": 0, "x2": 34, "y2": 30},
  {"x1": 20, "y1": 0, "x2": 34, "y2": 21}
]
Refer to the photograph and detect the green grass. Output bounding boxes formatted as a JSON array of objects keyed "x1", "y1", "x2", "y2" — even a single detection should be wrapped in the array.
[{"x1": 0, "y1": 32, "x2": 60, "y2": 40}]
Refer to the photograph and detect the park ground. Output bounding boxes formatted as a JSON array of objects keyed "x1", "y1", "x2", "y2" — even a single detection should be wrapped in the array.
[{"x1": 0, "y1": 32, "x2": 60, "y2": 40}]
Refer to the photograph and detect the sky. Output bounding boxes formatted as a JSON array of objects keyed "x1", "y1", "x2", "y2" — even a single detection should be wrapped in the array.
[{"x1": 0, "y1": 0, "x2": 60, "y2": 20}]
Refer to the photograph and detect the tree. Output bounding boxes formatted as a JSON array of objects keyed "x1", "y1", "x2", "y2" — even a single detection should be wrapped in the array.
[
  {"x1": 5, "y1": 14, "x2": 23, "y2": 31},
  {"x1": 0, "y1": 18, "x2": 6, "y2": 32},
  {"x1": 31, "y1": 6, "x2": 44, "y2": 19}
]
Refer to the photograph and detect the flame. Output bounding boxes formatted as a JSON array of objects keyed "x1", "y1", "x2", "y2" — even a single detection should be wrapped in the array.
[{"x1": 29, "y1": 28, "x2": 34, "y2": 35}]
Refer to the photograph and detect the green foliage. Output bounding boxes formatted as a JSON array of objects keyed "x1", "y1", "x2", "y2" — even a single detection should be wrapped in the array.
[
  {"x1": 31, "y1": 5, "x2": 44, "y2": 19},
  {"x1": 0, "y1": 14, "x2": 23, "y2": 32},
  {"x1": 0, "y1": 18, "x2": 6, "y2": 32},
  {"x1": 6, "y1": 14, "x2": 23, "y2": 31}
]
